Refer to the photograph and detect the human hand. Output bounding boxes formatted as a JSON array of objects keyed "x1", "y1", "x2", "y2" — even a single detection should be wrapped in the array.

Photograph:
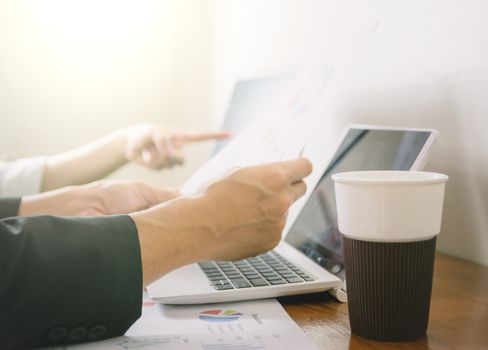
[
  {"x1": 131, "y1": 157, "x2": 312, "y2": 285},
  {"x1": 121, "y1": 124, "x2": 230, "y2": 169},
  {"x1": 19, "y1": 181, "x2": 180, "y2": 217},
  {"x1": 194, "y1": 157, "x2": 313, "y2": 261}
]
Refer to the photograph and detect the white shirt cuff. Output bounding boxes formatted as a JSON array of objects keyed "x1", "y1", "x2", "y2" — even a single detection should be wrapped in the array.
[{"x1": 0, "y1": 157, "x2": 46, "y2": 196}]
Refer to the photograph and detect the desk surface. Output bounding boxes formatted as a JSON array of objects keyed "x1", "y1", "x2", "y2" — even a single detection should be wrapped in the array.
[{"x1": 280, "y1": 253, "x2": 488, "y2": 350}]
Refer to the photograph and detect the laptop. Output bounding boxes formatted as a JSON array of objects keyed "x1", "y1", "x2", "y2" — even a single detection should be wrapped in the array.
[
  {"x1": 148, "y1": 124, "x2": 438, "y2": 304},
  {"x1": 212, "y1": 74, "x2": 295, "y2": 155}
]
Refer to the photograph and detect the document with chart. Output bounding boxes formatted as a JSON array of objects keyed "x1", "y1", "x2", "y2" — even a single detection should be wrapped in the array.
[
  {"x1": 49, "y1": 293, "x2": 319, "y2": 350},
  {"x1": 181, "y1": 64, "x2": 334, "y2": 196}
]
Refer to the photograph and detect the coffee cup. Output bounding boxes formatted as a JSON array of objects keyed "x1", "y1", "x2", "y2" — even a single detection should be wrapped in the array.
[{"x1": 332, "y1": 171, "x2": 448, "y2": 341}]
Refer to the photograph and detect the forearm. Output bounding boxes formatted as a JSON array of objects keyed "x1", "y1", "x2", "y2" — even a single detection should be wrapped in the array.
[
  {"x1": 41, "y1": 130, "x2": 127, "y2": 191},
  {"x1": 130, "y1": 196, "x2": 214, "y2": 286}
]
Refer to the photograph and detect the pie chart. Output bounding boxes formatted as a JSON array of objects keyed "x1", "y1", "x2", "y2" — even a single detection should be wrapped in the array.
[{"x1": 198, "y1": 309, "x2": 243, "y2": 323}]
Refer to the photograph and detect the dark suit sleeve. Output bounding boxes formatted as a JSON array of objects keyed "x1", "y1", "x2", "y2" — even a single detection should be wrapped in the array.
[
  {"x1": 0, "y1": 197, "x2": 21, "y2": 219},
  {"x1": 0, "y1": 214, "x2": 142, "y2": 349}
]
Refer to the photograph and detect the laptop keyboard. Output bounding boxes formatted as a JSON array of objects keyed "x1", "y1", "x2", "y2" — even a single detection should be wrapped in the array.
[{"x1": 198, "y1": 251, "x2": 315, "y2": 291}]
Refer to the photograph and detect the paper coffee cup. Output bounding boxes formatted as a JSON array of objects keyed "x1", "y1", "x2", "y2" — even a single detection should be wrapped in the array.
[{"x1": 332, "y1": 171, "x2": 448, "y2": 341}]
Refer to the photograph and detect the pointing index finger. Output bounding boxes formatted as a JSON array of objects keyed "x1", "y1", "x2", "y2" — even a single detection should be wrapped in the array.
[{"x1": 177, "y1": 131, "x2": 231, "y2": 143}]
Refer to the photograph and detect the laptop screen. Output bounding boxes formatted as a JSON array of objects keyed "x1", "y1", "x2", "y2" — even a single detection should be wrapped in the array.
[
  {"x1": 284, "y1": 128, "x2": 431, "y2": 279},
  {"x1": 213, "y1": 74, "x2": 295, "y2": 155}
]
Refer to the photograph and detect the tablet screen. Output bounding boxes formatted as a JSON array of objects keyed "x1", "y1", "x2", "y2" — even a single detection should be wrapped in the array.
[{"x1": 284, "y1": 128, "x2": 431, "y2": 278}]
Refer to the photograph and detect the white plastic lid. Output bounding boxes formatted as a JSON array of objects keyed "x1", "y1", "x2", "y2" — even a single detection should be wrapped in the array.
[{"x1": 332, "y1": 171, "x2": 448, "y2": 242}]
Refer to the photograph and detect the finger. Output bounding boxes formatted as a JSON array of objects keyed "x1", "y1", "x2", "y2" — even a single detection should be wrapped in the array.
[
  {"x1": 152, "y1": 187, "x2": 181, "y2": 203},
  {"x1": 142, "y1": 146, "x2": 167, "y2": 169},
  {"x1": 278, "y1": 157, "x2": 313, "y2": 183},
  {"x1": 169, "y1": 156, "x2": 184, "y2": 167},
  {"x1": 139, "y1": 184, "x2": 181, "y2": 207},
  {"x1": 149, "y1": 132, "x2": 180, "y2": 168},
  {"x1": 158, "y1": 155, "x2": 182, "y2": 169},
  {"x1": 143, "y1": 146, "x2": 183, "y2": 170},
  {"x1": 176, "y1": 130, "x2": 232, "y2": 143},
  {"x1": 167, "y1": 148, "x2": 185, "y2": 167},
  {"x1": 151, "y1": 132, "x2": 171, "y2": 158},
  {"x1": 289, "y1": 180, "x2": 307, "y2": 204},
  {"x1": 131, "y1": 152, "x2": 147, "y2": 167}
]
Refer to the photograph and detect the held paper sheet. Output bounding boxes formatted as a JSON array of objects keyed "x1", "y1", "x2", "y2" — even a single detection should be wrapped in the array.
[{"x1": 181, "y1": 64, "x2": 334, "y2": 196}]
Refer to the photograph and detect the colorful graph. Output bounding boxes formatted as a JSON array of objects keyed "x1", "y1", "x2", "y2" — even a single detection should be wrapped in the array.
[{"x1": 198, "y1": 309, "x2": 243, "y2": 323}]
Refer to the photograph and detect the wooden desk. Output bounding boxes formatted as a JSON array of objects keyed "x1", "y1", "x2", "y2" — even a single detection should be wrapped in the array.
[{"x1": 280, "y1": 253, "x2": 488, "y2": 350}]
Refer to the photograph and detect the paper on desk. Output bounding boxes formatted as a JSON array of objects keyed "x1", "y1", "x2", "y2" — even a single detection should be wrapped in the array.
[
  {"x1": 56, "y1": 293, "x2": 319, "y2": 350},
  {"x1": 181, "y1": 63, "x2": 334, "y2": 196}
]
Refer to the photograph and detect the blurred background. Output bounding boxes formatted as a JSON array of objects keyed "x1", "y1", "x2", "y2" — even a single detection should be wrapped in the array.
[{"x1": 1, "y1": 0, "x2": 487, "y2": 266}]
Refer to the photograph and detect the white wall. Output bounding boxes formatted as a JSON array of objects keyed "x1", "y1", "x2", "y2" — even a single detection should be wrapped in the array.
[
  {"x1": 0, "y1": 0, "x2": 216, "y2": 187},
  {"x1": 213, "y1": 0, "x2": 488, "y2": 266}
]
